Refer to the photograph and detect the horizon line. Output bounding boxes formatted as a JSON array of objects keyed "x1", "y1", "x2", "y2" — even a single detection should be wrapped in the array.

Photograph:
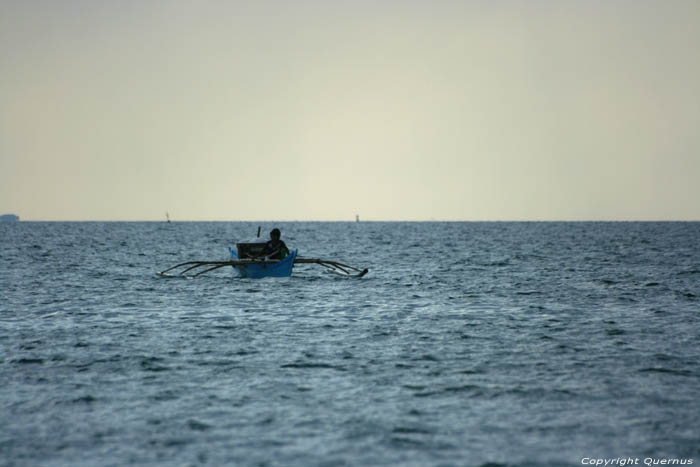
[{"x1": 4, "y1": 219, "x2": 699, "y2": 223}]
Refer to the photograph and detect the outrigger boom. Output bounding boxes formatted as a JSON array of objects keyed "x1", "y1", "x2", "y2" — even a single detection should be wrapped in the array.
[{"x1": 158, "y1": 256, "x2": 369, "y2": 279}]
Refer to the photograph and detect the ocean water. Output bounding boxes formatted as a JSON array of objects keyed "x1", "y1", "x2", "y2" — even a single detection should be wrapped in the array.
[{"x1": 1, "y1": 221, "x2": 699, "y2": 467}]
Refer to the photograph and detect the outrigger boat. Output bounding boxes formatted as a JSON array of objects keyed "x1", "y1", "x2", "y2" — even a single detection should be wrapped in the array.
[{"x1": 158, "y1": 241, "x2": 368, "y2": 279}]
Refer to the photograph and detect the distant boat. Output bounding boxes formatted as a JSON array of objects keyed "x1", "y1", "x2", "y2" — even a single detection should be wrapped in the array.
[
  {"x1": 0, "y1": 214, "x2": 19, "y2": 222},
  {"x1": 166, "y1": 212, "x2": 171, "y2": 223},
  {"x1": 356, "y1": 214, "x2": 360, "y2": 222}
]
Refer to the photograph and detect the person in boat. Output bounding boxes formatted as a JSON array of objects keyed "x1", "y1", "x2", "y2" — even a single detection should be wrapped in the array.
[{"x1": 261, "y1": 228, "x2": 290, "y2": 260}]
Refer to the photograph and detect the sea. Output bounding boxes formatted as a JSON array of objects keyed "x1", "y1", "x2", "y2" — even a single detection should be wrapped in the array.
[{"x1": 1, "y1": 221, "x2": 699, "y2": 467}]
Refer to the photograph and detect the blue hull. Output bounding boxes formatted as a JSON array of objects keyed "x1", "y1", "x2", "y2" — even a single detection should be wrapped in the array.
[{"x1": 228, "y1": 248, "x2": 297, "y2": 278}]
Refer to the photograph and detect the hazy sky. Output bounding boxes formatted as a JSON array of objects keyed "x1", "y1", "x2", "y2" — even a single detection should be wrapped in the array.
[{"x1": 1, "y1": 0, "x2": 698, "y2": 221}]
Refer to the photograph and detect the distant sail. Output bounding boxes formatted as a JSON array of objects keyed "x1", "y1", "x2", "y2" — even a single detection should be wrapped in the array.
[
  {"x1": 355, "y1": 214, "x2": 360, "y2": 222},
  {"x1": 166, "y1": 212, "x2": 171, "y2": 223}
]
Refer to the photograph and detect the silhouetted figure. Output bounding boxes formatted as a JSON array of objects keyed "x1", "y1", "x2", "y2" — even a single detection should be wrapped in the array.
[{"x1": 262, "y1": 228, "x2": 290, "y2": 260}]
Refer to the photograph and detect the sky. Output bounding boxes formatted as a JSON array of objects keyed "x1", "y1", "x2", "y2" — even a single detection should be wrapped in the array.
[{"x1": 1, "y1": 0, "x2": 699, "y2": 221}]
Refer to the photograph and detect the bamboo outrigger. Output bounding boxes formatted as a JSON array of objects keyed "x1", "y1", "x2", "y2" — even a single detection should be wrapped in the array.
[
  {"x1": 159, "y1": 228, "x2": 369, "y2": 279},
  {"x1": 158, "y1": 249, "x2": 368, "y2": 279}
]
